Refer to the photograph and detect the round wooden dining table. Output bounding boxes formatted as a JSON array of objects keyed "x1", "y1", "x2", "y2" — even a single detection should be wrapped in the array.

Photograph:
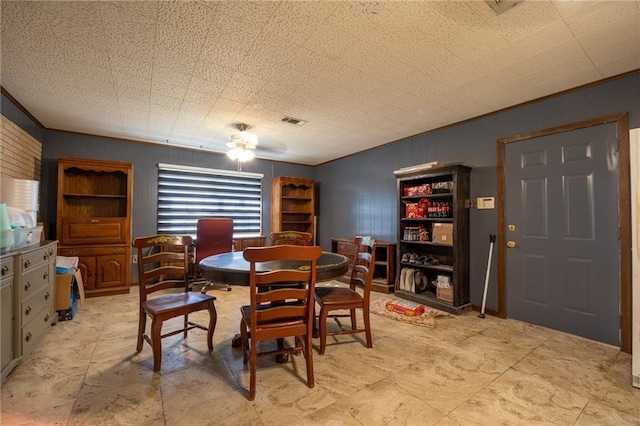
[
  {"x1": 199, "y1": 250, "x2": 351, "y2": 354},
  {"x1": 198, "y1": 250, "x2": 350, "y2": 286}
]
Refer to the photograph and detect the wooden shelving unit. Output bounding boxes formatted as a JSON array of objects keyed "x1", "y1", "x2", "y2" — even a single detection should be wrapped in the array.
[
  {"x1": 394, "y1": 164, "x2": 470, "y2": 314},
  {"x1": 271, "y1": 176, "x2": 315, "y2": 243},
  {"x1": 56, "y1": 157, "x2": 133, "y2": 297},
  {"x1": 331, "y1": 238, "x2": 396, "y2": 293}
]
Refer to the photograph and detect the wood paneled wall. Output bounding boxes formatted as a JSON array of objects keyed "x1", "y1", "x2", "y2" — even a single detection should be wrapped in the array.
[{"x1": 0, "y1": 114, "x2": 42, "y2": 180}]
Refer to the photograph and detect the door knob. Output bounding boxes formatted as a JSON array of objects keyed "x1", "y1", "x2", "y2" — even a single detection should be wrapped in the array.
[{"x1": 506, "y1": 241, "x2": 516, "y2": 248}]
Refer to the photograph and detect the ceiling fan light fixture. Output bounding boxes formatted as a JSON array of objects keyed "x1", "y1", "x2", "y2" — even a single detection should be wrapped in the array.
[
  {"x1": 226, "y1": 123, "x2": 257, "y2": 163},
  {"x1": 227, "y1": 146, "x2": 255, "y2": 162}
]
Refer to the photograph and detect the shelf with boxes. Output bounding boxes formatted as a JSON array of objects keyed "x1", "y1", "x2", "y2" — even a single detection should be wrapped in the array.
[{"x1": 394, "y1": 164, "x2": 470, "y2": 314}]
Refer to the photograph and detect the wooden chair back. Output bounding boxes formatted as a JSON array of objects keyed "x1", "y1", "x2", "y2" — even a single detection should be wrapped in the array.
[
  {"x1": 350, "y1": 235, "x2": 376, "y2": 297},
  {"x1": 268, "y1": 231, "x2": 313, "y2": 246},
  {"x1": 133, "y1": 234, "x2": 193, "y2": 301},
  {"x1": 240, "y1": 244, "x2": 322, "y2": 400}
]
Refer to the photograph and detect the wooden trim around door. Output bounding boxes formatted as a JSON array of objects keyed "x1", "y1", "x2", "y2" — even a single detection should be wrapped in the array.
[{"x1": 497, "y1": 112, "x2": 631, "y2": 353}]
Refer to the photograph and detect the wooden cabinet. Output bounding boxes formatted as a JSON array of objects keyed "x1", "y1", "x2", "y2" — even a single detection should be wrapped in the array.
[
  {"x1": 271, "y1": 177, "x2": 315, "y2": 243},
  {"x1": 331, "y1": 238, "x2": 396, "y2": 294},
  {"x1": 394, "y1": 164, "x2": 470, "y2": 314},
  {"x1": 57, "y1": 246, "x2": 127, "y2": 291},
  {"x1": 56, "y1": 157, "x2": 132, "y2": 297}
]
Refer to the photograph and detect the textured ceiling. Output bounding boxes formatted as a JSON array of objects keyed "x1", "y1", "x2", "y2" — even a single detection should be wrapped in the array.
[{"x1": 1, "y1": 1, "x2": 639, "y2": 166}]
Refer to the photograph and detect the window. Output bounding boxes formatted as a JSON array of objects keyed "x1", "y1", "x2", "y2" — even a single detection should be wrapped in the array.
[{"x1": 157, "y1": 163, "x2": 263, "y2": 237}]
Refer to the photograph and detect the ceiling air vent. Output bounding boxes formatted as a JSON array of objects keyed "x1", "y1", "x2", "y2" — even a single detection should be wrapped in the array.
[
  {"x1": 281, "y1": 116, "x2": 307, "y2": 126},
  {"x1": 485, "y1": 0, "x2": 524, "y2": 15}
]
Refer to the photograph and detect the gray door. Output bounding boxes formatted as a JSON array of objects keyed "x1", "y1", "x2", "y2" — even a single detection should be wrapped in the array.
[{"x1": 505, "y1": 123, "x2": 620, "y2": 345}]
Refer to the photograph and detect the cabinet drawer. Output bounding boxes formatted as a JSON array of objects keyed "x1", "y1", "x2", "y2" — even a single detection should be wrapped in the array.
[
  {"x1": 1, "y1": 256, "x2": 14, "y2": 279},
  {"x1": 20, "y1": 246, "x2": 51, "y2": 272},
  {"x1": 61, "y1": 218, "x2": 128, "y2": 245},
  {"x1": 21, "y1": 285, "x2": 52, "y2": 325},
  {"x1": 21, "y1": 308, "x2": 51, "y2": 356},
  {"x1": 21, "y1": 262, "x2": 50, "y2": 299},
  {"x1": 58, "y1": 246, "x2": 126, "y2": 257}
]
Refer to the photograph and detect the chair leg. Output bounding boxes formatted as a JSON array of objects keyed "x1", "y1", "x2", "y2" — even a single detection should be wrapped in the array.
[
  {"x1": 249, "y1": 337, "x2": 257, "y2": 401},
  {"x1": 350, "y1": 308, "x2": 357, "y2": 330},
  {"x1": 183, "y1": 314, "x2": 188, "y2": 339},
  {"x1": 363, "y1": 307, "x2": 373, "y2": 349},
  {"x1": 241, "y1": 319, "x2": 248, "y2": 363},
  {"x1": 319, "y1": 306, "x2": 328, "y2": 355},
  {"x1": 151, "y1": 317, "x2": 163, "y2": 372},
  {"x1": 207, "y1": 301, "x2": 217, "y2": 352},
  {"x1": 136, "y1": 309, "x2": 146, "y2": 352},
  {"x1": 305, "y1": 332, "x2": 314, "y2": 388}
]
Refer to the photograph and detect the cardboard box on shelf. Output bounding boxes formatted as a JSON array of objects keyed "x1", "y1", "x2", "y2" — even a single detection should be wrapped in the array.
[{"x1": 432, "y1": 223, "x2": 453, "y2": 245}]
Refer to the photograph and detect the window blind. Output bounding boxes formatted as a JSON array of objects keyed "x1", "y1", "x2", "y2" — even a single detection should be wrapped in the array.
[{"x1": 157, "y1": 163, "x2": 263, "y2": 237}]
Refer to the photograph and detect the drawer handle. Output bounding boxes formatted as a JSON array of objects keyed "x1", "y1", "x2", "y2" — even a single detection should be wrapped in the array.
[
  {"x1": 1, "y1": 265, "x2": 8, "y2": 275},
  {"x1": 24, "y1": 259, "x2": 31, "y2": 268},
  {"x1": 44, "y1": 292, "x2": 50, "y2": 300},
  {"x1": 24, "y1": 282, "x2": 31, "y2": 291},
  {"x1": 44, "y1": 253, "x2": 48, "y2": 261},
  {"x1": 43, "y1": 272, "x2": 48, "y2": 280},
  {"x1": 25, "y1": 332, "x2": 32, "y2": 342},
  {"x1": 91, "y1": 219, "x2": 99, "y2": 224},
  {"x1": 25, "y1": 306, "x2": 32, "y2": 316},
  {"x1": 44, "y1": 314, "x2": 50, "y2": 323}
]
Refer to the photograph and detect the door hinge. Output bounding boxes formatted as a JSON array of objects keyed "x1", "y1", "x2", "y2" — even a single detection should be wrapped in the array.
[{"x1": 465, "y1": 199, "x2": 476, "y2": 208}]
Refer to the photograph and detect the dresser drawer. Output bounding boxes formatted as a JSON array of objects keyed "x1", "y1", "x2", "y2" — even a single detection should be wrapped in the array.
[
  {"x1": 61, "y1": 218, "x2": 128, "y2": 245},
  {"x1": 21, "y1": 262, "x2": 50, "y2": 299},
  {"x1": 21, "y1": 285, "x2": 52, "y2": 325},
  {"x1": 20, "y1": 246, "x2": 52, "y2": 272},
  {"x1": 21, "y1": 308, "x2": 51, "y2": 356},
  {"x1": 1, "y1": 256, "x2": 14, "y2": 280}
]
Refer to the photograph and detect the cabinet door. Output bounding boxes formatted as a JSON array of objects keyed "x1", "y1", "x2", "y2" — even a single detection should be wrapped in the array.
[
  {"x1": 77, "y1": 256, "x2": 96, "y2": 290},
  {"x1": 96, "y1": 254, "x2": 126, "y2": 288}
]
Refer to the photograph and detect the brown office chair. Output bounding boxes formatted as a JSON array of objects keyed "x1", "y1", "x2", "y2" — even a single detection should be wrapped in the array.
[
  {"x1": 193, "y1": 217, "x2": 234, "y2": 292},
  {"x1": 240, "y1": 244, "x2": 322, "y2": 401},
  {"x1": 314, "y1": 236, "x2": 376, "y2": 355},
  {"x1": 132, "y1": 234, "x2": 217, "y2": 371},
  {"x1": 268, "y1": 231, "x2": 313, "y2": 246}
]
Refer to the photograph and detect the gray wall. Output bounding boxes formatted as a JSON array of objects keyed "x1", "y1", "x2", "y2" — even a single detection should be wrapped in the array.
[{"x1": 315, "y1": 73, "x2": 640, "y2": 312}]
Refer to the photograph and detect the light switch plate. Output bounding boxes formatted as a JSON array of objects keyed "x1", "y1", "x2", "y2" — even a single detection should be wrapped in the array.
[{"x1": 477, "y1": 197, "x2": 495, "y2": 209}]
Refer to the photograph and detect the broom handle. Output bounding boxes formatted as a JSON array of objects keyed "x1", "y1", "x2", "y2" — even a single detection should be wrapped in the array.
[{"x1": 479, "y1": 234, "x2": 496, "y2": 316}]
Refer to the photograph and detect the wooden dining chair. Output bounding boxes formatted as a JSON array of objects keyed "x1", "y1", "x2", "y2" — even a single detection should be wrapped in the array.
[
  {"x1": 314, "y1": 236, "x2": 376, "y2": 355},
  {"x1": 240, "y1": 244, "x2": 322, "y2": 401},
  {"x1": 268, "y1": 231, "x2": 312, "y2": 246},
  {"x1": 132, "y1": 234, "x2": 217, "y2": 371}
]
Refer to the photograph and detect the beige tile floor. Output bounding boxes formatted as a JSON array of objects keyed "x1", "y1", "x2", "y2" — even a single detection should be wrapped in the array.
[{"x1": 1, "y1": 282, "x2": 639, "y2": 426}]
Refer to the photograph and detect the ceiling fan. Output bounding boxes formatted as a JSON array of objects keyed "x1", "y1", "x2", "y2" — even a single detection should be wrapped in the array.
[{"x1": 227, "y1": 123, "x2": 257, "y2": 171}]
